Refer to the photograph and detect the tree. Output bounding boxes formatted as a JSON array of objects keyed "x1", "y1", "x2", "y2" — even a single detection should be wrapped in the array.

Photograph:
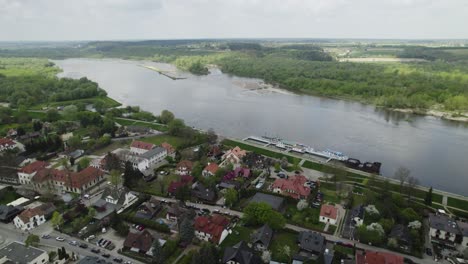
[
  {"x1": 394, "y1": 166, "x2": 410, "y2": 194},
  {"x1": 206, "y1": 128, "x2": 218, "y2": 144},
  {"x1": 261, "y1": 250, "x2": 271, "y2": 263},
  {"x1": 69, "y1": 156, "x2": 75, "y2": 166},
  {"x1": 168, "y1": 118, "x2": 185, "y2": 136},
  {"x1": 109, "y1": 170, "x2": 122, "y2": 187},
  {"x1": 46, "y1": 109, "x2": 61, "y2": 122},
  {"x1": 25, "y1": 234, "x2": 40, "y2": 247},
  {"x1": 175, "y1": 185, "x2": 191, "y2": 202},
  {"x1": 191, "y1": 243, "x2": 218, "y2": 264},
  {"x1": 51, "y1": 211, "x2": 64, "y2": 229},
  {"x1": 243, "y1": 202, "x2": 286, "y2": 229},
  {"x1": 407, "y1": 176, "x2": 419, "y2": 201},
  {"x1": 88, "y1": 207, "x2": 97, "y2": 218},
  {"x1": 179, "y1": 218, "x2": 194, "y2": 244},
  {"x1": 281, "y1": 245, "x2": 291, "y2": 263},
  {"x1": 425, "y1": 187, "x2": 433, "y2": 206},
  {"x1": 77, "y1": 157, "x2": 91, "y2": 171},
  {"x1": 224, "y1": 189, "x2": 238, "y2": 207},
  {"x1": 280, "y1": 157, "x2": 288, "y2": 169},
  {"x1": 160, "y1": 110, "x2": 175, "y2": 124},
  {"x1": 104, "y1": 152, "x2": 122, "y2": 171},
  {"x1": 297, "y1": 199, "x2": 308, "y2": 211},
  {"x1": 151, "y1": 239, "x2": 165, "y2": 264}
]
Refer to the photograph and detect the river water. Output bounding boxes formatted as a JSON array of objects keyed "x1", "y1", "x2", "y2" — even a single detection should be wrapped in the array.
[{"x1": 55, "y1": 58, "x2": 468, "y2": 196}]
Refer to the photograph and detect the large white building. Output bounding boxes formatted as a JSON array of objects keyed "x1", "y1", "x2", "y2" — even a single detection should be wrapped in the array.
[
  {"x1": 17, "y1": 160, "x2": 49, "y2": 185},
  {"x1": 130, "y1": 140, "x2": 155, "y2": 155},
  {"x1": 0, "y1": 242, "x2": 49, "y2": 264},
  {"x1": 428, "y1": 214, "x2": 460, "y2": 244}
]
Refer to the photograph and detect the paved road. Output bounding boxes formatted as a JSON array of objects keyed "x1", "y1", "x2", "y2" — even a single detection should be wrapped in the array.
[
  {"x1": 151, "y1": 195, "x2": 438, "y2": 264},
  {"x1": 0, "y1": 222, "x2": 141, "y2": 264}
]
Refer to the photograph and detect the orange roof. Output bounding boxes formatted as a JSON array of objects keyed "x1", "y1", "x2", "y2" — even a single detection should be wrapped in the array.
[
  {"x1": 69, "y1": 166, "x2": 105, "y2": 189},
  {"x1": 33, "y1": 166, "x2": 104, "y2": 189},
  {"x1": 17, "y1": 207, "x2": 44, "y2": 223},
  {"x1": 18, "y1": 161, "x2": 49, "y2": 174},
  {"x1": 204, "y1": 163, "x2": 219, "y2": 174},
  {"x1": 161, "y1": 142, "x2": 175, "y2": 153},
  {"x1": 356, "y1": 251, "x2": 404, "y2": 264},
  {"x1": 271, "y1": 175, "x2": 310, "y2": 199},
  {"x1": 177, "y1": 160, "x2": 193, "y2": 170},
  {"x1": 320, "y1": 204, "x2": 338, "y2": 220},
  {"x1": 229, "y1": 146, "x2": 246, "y2": 158},
  {"x1": 131, "y1": 140, "x2": 154, "y2": 151},
  {"x1": 194, "y1": 214, "x2": 230, "y2": 243},
  {"x1": 0, "y1": 138, "x2": 15, "y2": 147}
]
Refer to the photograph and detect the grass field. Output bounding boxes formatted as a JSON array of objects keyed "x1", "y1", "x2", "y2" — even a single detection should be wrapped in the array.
[
  {"x1": 219, "y1": 226, "x2": 254, "y2": 250},
  {"x1": 270, "y1": 231, "x2": 299, "y2": 263},
  {"x1": 134, "y1": 174, "x2": 180, "y2": 196},
  {"x1": 447, "y1": 197, "x2": 468, "y2": 210},
  {"x1": 116, "y1": 118, "x2": 168, "y2": 132},
  {"x1": 140, "y1": 135, "x2": 184, "y2": 149},
  {"x1": 31, "y1": 96, "x2": 121, "y2": 110}
]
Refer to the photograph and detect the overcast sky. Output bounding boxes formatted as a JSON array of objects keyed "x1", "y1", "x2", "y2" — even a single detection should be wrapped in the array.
[{"x1": 0, "y1": 0, "x2": 467, "y2": 41}]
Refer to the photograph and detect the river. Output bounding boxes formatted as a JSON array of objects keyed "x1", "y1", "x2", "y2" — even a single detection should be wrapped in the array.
[{"x1": 54, "y1": 58, "x2": 468, "y2": 196}]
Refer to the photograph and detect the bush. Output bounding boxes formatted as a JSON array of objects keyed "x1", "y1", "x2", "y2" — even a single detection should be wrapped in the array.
[{"x1": 120, "y1": 213, "x2": 170, "y2": 233}]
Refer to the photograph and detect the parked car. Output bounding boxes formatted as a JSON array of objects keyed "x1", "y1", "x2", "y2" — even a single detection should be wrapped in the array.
[
  {"x1": 137, "y1": 225, "x2": 145, "y2": 231},
  {"x1": 425, "y1": 248, "x2": 433, "y2": 256},
  {"x1": 55, "y1": 237, "x2": 65, "y2": 242},
  {"x1": 79, "y1": 243, "x2": 88, "y2": 249},
  {"x1": 41, "y1": 234, "x2": 51, "y2": 239},
  {"x1": 68, "y1": 240, "x2": 78, "y2": 246},
  {"x1": 113, "y1": 258, "x2": 123, "y2": 263},
  {"x1": 91, "y1": 248, "x2": 100, "y2": 254},
  {"x1": 102, "y1": 253, "x2": 111, "y2": 258}
]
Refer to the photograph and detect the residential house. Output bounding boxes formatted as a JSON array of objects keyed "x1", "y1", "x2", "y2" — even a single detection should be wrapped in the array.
[
  {"x1": 168, "y1": 175, "x2": 194, "y2": 196},
  {"x1": 295, "y1": 231, "x2": 325, "y2": 261},
  {"x1": 251, "y1": 224, "x2": 273, "y2": 251},
  {"x1": 6, "y1": 128, "x2": 17, "y2": 138},
  {"x1": 191, "y1": 182, "x2": 217, "y2": 203},
  {"x1": 67, "y1": 149, "x2": 84, "y2": 159},
  {"x1": 271, "y1": 175, "x2": 311, "y2": 200},
  {"x1": 319, "y1": 204, "x2": 339, "y2": 225},
  {"x1": 208, "y1": 145, "x2": 223, "y2": 159},
  {"x1": 194, "y1": 214, "x2": 230, "y2": 245},
  {"x1": 223, "y1": 168, "x2": 251, "y2": 181},
  {"x1": 221, "y1": 146, "x2": 246, "y2": 167},
  {"x1": 32, "y1": 166, "x2": 105, "y2": 194},
  {"x1": 203, "y1": 163, "x2": 219, "y2": 177},
  {"x1": 17, "y1": 160, "x2": 49, "y2": 185},
  {"x1": 123, "y1": 230, "x2": 154, "y2": 255},
  {"x1": 94, "y1": 186, "x2": 138, "y2": 218},
  {"x1": 161, "y1": 142, "x2": 176, "y2": 158},
  {"x1": 135, "y1": 198, "x2": 163, "y2": 220},
  {"x1": 0, "y1": 138, "x2": 17, "y2": 152},
  {"x1": 428, "y1": 213, "x2": 461, "y2": 245},
  {"x1": 130, "y1": 140, "x2": 155, "y2": 155},
  {"x1": 137, "y1": 147, "x2": 167, "y2": 171},
  {"x1": 166, "y1": 203, "x2": 187, "y2": 222},
  {"x1": 355, "y1": 250, "x2": 404, "y2": 264},
  {"x1": 176, "y1": 160, "x2": 193, "y2": 175},
  {"x1": 248, "y1": 193, "x2": 285, "y2": 212},
  {"x1": 0, "y1": 242, "x2": 49, "y2": 264},
  {"x1": 13, "y1": 202, "x2": 55, "y2": 231},
  {"x1": 389, "y1": 224, "x2": 412, "y2": 252},
  {"x1": 78, "y1": 256, "x2": 110, "y2": 264},
  {"x1": 0, "y1": 205, "x2": 23, "y2": 223},
  {"x1": 222, "y1": 241, "x2": 262, "y2": 264}
]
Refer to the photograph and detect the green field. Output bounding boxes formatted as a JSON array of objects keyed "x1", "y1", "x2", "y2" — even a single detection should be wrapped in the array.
[
  {"x1": 447, "y1": 197, "x2": 468, "y2": 210},
  {"x1": 116, "y1": 118, "x2": 168, "y2": 132},
  {"x1": 0, "y1": 57, "x2": 60, "y2": 77},
  {"x1": 219, "y1": 226, "x2": 254, "y2": 250},
  {"x1": 270, "y1": 231, "x2": 299, "y2": 263},
  {"x1": 140, "y1": 135, "x2": 184, "y2": 149},
  {"x1": 31, "y1": 96, "x2": 121, "y2": 110}
]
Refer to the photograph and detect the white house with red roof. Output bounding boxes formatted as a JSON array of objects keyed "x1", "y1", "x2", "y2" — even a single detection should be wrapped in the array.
[
  {"x1": 161, "y1": 142, "x2": 176, "y2": 158},
  {"x1": 17, "y1": 160, "x2": 50, "y2": 185},
  {"x1": 0, "y1": 138, "x2": 17, "y2": 152},
  {"x1": 220, "y1": 146, "x2": 246, "y2": 167},
  {"x1": 13, "y1": 206, "x2": 46, "y2": 231},
  {"x1": 194, "y1": 214, "x2": 230, "y2": 245},
  {"x1": 176, "y1": 160, "x2": 193, "y2": 175},
  {"x1": 130, "y1": 140, "x2": 155, "y2": 155},
  {"x1": 319, "y1": 204, "x2": 339, "y2": 225},
  {"x1": 271, "y1": 175, "x2": 311, "y2": 200},
  {"x1": 202, "y1": 163, "x2": 219, "y2": 177}
]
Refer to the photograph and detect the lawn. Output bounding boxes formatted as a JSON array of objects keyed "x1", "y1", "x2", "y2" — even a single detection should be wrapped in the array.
[
  {"x1": 286, "y1": 206, "x2": 325, "y2": 232},
  {"x1": 447, "y1": 197, "x2": 468, "y2": 210},
  {"x1": 321, "y1": 187, "x2": 341, "y2": 204},
  {"x1": 270, "y1": 230, "x2": 299, "y2": 263},
  {"x1": 31, "y1": 96, "x2": 121, "y2": 110},
  {"x1": 352, "y1": 194, "x2": 366, "y2": 207},
  {"x1": 0, "y1": 187, "x2": 21, "y2": 204},
  {"x1": 92, "y1": 139, "x2": 130, "y2": 155},
  {"x1": 334, "y1": 244, "x2": 354, "y2": 256},
  {"x1": 219, "y1": 225, "x2": 254, "y2": 250},
  {"x1": 140, "y1": 135, "x2": 185, "y2": 149},
  {"x1": 116, "y1": 118, "x2": 168, "y2": 132},
  {"x1": 134, "y1": 174, "x2": 180, "y2": 196}
]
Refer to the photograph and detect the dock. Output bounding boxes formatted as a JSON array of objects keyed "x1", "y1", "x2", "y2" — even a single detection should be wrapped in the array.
[{"x1": 140, "y1": 65, "x2": 187, "y2": 80}]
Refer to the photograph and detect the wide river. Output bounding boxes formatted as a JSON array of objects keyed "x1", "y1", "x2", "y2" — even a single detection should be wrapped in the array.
[{"x1": 55, "y1": 58, "x2": 468, "y2": 196}]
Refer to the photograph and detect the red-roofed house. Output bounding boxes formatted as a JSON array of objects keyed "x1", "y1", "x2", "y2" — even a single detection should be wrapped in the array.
[
  {"x1": 271, "y1": 175, "x2": 311, "y2": 200},
  {"x1": 194, "y1": 214, "x2": 230, "y2": 245},
  {"x1": 202, "y1": 163, "x2": 219, "y2": 177},
  {"x1": 168, "y1": 175, "x2": 194, "y2": 196},
  {"x1": 0, "y1": 138, "x2": 17, "y2": 152},
  {"x1": 17, "y1": 161, "x2": 49, "y2": 185},
  {"x1": 123, "y1": 230, "x2": 154, "y2": 255},
  {"x1": 221, "y1": 146, "x2": 246, "y2": 167},
  {"x1": 161, "y1": 142, "x2": 176, "y2": 158},
  {"x1": 176, "y1": 160, "x2": 193, "y2": 175},
  {"x1": 32, "y1": 166, "x2": 105, "y2": 194},
  {"x1": 319, "y1": 204, "x2": 339, "y2": 225},
  {"x1": 130, "y1": 140, "x2": 155, "y2": 155},
  {"x1": 355, "y1": 250, "x2": 404, "y2": 264},
  {"x1": 13, "y1": 206, "x2": 45, "y2": 231}
]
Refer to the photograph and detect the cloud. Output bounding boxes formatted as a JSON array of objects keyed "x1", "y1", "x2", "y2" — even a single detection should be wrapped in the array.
[{"x1": 0, "y1": 0, "x2": 467, "y2": 40}]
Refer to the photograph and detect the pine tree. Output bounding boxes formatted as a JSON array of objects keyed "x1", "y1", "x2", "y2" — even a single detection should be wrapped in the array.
[
  {"x1": 425, "y1": 187, "x2": 433, "y2": 206},
  {"x1": 179, "y1": 218, "x2": 194, "y2": 244}
]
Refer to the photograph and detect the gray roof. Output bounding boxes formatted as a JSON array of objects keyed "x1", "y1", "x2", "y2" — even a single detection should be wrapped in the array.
[
  {"x1": 0, "y1": 205, "x2": 22, "y2": 221},
  {"x1": 78, "y1": 256, "x2": 112, "y2": 264},
  {"x1": 140, "y1": 147, "x2": 166, "y2": 159},
  {"x1": 429, "y1": 214, "x2": 461, "y2": 235},
  {"x1": 191, "y1": 183, "x2": 216, "y2": 202},
  {"x1": 457, "y1": 221, "x2": 468, "y2": 237},
  {"x1": 222, "y1": 241, "x2": 262, "y2": 264},
  {"x1": 251, "y1": 224, "x2": 273, "y2": 248},
  {"x1": 297, "y1": 231, "x2": 325, "y2": 254},
  {"x1": 0, "y1": 242, "x2": 46, "y2": 263},
  {"x1": 389, "y1": 224, "x2": 411, "y2": 244},
  {"x1": 101, "y1": 186, "x2": 129, "y2": 205},
  {"x1": 249, "y1": 193, "x2": 285, "y2": 211}
]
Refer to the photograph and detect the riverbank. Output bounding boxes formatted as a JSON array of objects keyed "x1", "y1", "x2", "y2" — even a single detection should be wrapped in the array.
[{"x1": 391, "y1": 108, "x2": 468, "y2": 122}]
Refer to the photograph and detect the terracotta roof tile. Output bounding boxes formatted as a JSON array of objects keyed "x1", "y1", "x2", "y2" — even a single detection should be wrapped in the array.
[
  {"x1": 320, "y1": 204, "x2": 338, "y2": 220},
  {"x1": 18, "y1": 161, "x2": 49, "y2": 174},
  {"x1": 131, "y1": 140, "x2": 155, "y2": 151}
]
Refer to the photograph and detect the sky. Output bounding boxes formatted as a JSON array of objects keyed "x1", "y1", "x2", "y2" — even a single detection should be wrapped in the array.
[{"x1": 0, "y1": 0, "x2": 467, "y2": 41}]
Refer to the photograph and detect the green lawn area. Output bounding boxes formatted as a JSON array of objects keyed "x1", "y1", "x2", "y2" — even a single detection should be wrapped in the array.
[
  {"x1": 116, "y1": 118, "x2": 167, "y2": 132},
  {"x1": 31, "y1": 96, "x2": 121, "y2": 110},
  {"x1": 447, "y1": 197, "x2": 468, "y2": 210},
  {"x1": 270, "y1": 230, "x2": 299, "y2": 263},
  {"x1": 92, "y1": 139, "x2": 130, "y2": 155},
  {"x1": 286, "y1": 206, "x2": 325, "y2": 232},
  {"x1": 352, "y1": 194, "x2": 366, "y2": 207},
  {"x1": 334, "y1": 245, "x2": 354, "y2": 256},
  {"x1": 176, "y1": 250, "x2": 195, "y2": 264},
  {"x1": 140, "y1": 135, "x2": 184, "y2": 149},
  {"x1": 222, "y1": 139, "x2": 298, "y2": 163},
  {"x1": 134, "y1": 174, "x2": 180, "y2": 196},
  {"x1": 0, "y1": 188, "x2": 21, "y2": 204},
  {"x1": 321, "y1": 188, "x2": 341, "y2": 204},
  {"x1": 219, "y1": 225, "x2": 254, "y2": 250}
]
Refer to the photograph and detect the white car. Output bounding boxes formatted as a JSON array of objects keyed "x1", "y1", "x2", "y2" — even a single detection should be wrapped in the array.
[{"x1": 56, "y1": 237, "x2": 65, "y2": 242}]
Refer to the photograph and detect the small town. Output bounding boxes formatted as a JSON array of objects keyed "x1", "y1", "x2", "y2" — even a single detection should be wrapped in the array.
[{"x1": 0, "y1": 104, "x2": 467, "y2": 264}]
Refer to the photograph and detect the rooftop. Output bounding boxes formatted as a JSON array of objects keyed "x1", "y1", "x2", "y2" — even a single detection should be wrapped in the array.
[
  {"x1": 139, "y1": 146, "x2": 166, "y2": 159},
  {"x1": 0, "y1": 242, "x2": 47, "y2": 263},
  {"x1": 18, "y1": 160, "x2": 49, "y2": 174},
  {"x1": 429, "y1": 213, "x2": 461, "y2": 235},
  {"x1": 131, "y1": 140, "x2": 154, "y2": 151},
  {"x1": 249, "y1": 193, "x2": 285, "y2": 211},
  {"x1": 320, "y1": 204, "x2": 338, "y2": 220},
  {"x1": 297, "y1": 231, "x2": 325, "y2": 254}
]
